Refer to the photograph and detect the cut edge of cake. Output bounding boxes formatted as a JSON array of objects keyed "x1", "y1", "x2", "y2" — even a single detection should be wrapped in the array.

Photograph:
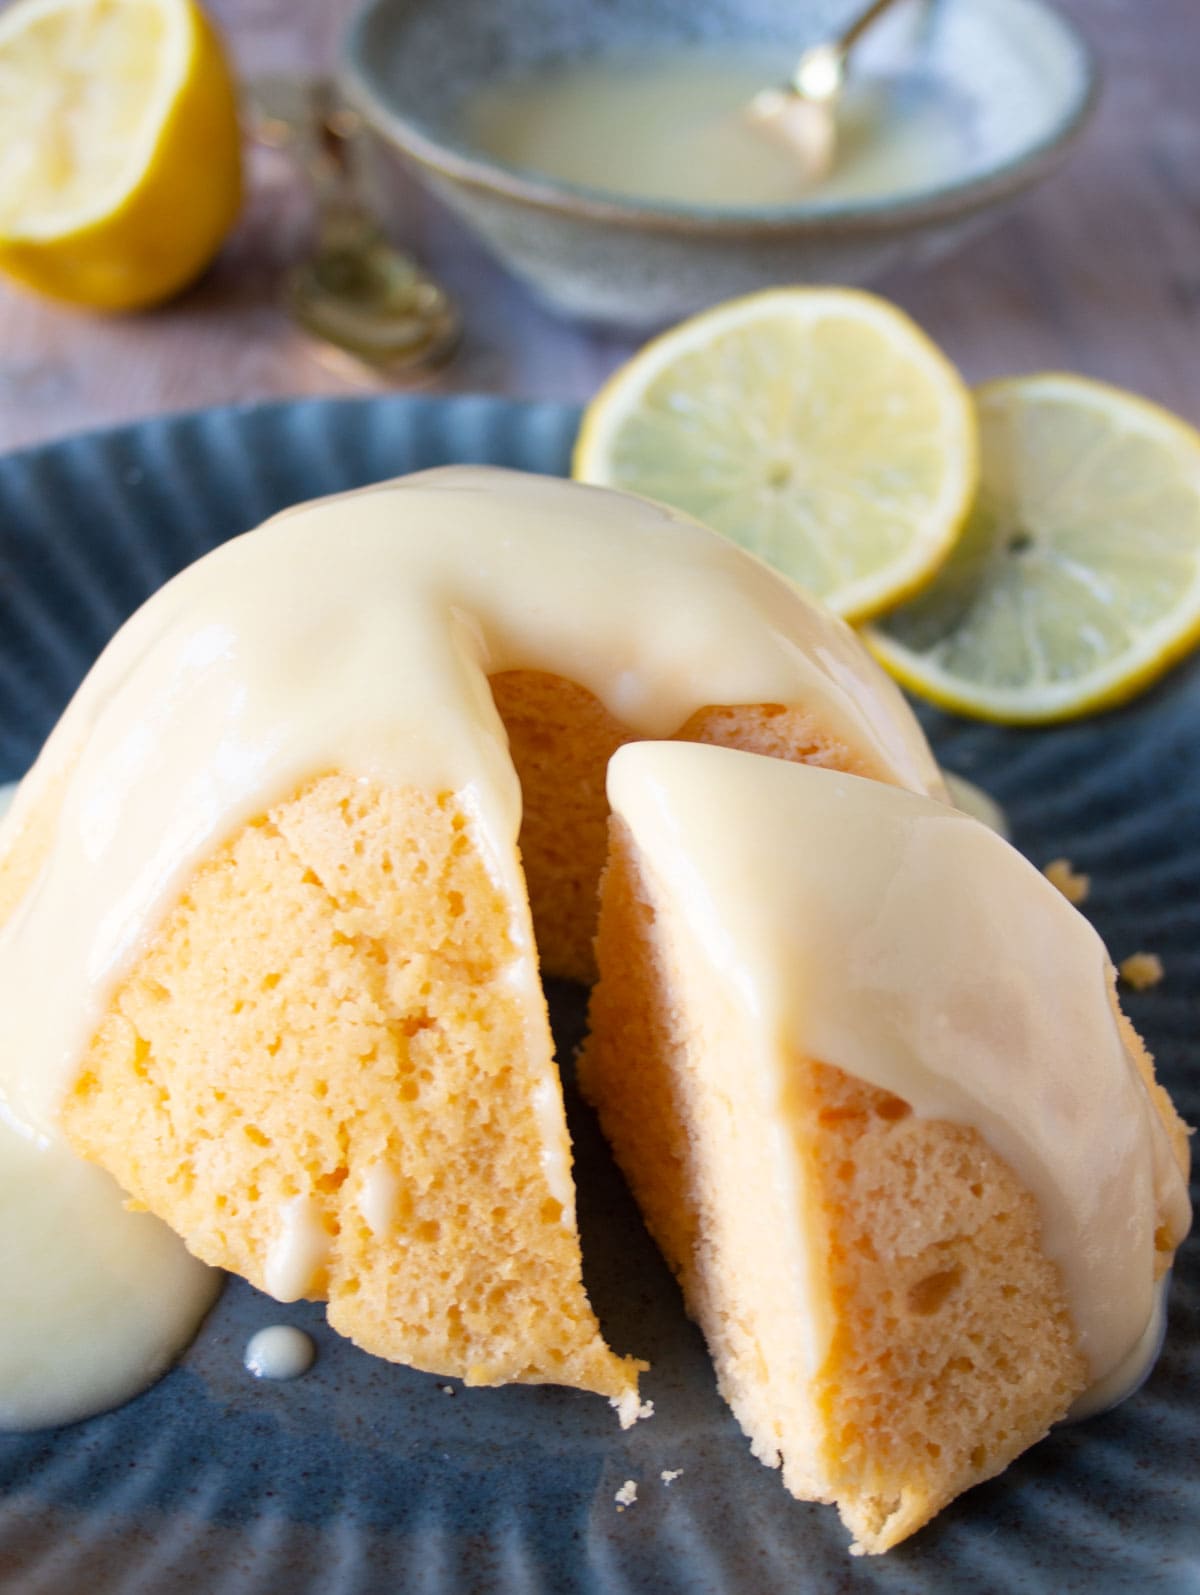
[{"x1": 580, "y1": 742, "x2": 1191, "y2": 1551}]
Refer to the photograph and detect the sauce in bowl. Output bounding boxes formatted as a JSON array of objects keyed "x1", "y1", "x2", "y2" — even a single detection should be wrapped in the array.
[{"x1": 464, "y1": 51, "x2": 973, "y2": 211}]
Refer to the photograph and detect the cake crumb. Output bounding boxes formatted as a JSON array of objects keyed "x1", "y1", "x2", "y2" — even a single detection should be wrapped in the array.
[
  {"x1": 1119, "y1": 952, "x2": 1164, "y2": 990},
  {"x1": 613, "y1": 1389, "x2": 642, "y2": 1428},
  {"x1": 614, "y1": 1480, "x2": 638, "y2": 1510},
  {"x1": 637, "y1": 1399, "x2": 655, "y2": 1422},
  {"x1": 660, "y1": 1468, "x2": 684, "y2": 1485},
  {"x1": 1043, "y1": 858, "x2": 1090, "y2": 905},
  {"x1": 441, "y1": 1385, "x2": 455, "y2": 1396}
]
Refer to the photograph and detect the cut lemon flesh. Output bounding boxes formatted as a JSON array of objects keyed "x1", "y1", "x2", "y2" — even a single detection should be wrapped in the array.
[
  {"x1": 573, "y1": 288, "x2": 977, "y2": 623},
  {"x1": 0, "y1": 0, "x2": 172, "y2": 235},
  {"x1": 0, "y1": 0, "x2": 241, "y2": 310},
  {"x1": 865, "y1": 375, "x2": 1200, "y2": 723}
]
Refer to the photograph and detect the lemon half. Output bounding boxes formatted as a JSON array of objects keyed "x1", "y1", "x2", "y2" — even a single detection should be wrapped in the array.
[
  {"x1": 573, "y1": 288, "x2": 978, "y2": 623},
  {"x1": 0, "y1": 0, "x2": 241, "y2": 311},
  {"x1": 865, "y1": 374, "x2": 1200, "y2": 723}
]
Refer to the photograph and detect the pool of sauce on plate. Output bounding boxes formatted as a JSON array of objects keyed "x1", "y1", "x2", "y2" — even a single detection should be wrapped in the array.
[
  {"x1": 0, "y1": 777, "x2": 219, "y2": 1430},
  {"x1": 463, "y1": 52, "x2": 969, "y2": 209},
  {"x1": 244, "y1": 1325, "x2": 316, "y2": 1381},
  {"x1": 0, "y1": 1118, "x2": 220, "y2": 1429}
]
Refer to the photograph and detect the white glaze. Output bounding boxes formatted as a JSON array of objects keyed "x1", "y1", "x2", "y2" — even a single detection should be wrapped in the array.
[
  {"x1": 606, "y1": 742, "x2": 1190, "y2": 1405},
  {"x1": 0, "y1": 467, "x2": 941, "y2": 1426},
  {"x1": 0, "y1": 1112, "x2": 219, "y2": 1429},
  {"x1": 466, "y1": 52, "x2": 974, "y2": 210},
  {"x1": 0, "y1": 468, "x2": 938, "y2": 1140},
  {"x1": 358, "y1": 1161, "x2": 402, "y2": 1238},
  {"x1": 244, "y1": 1324, "x2": 316, "y2": 1381},
  {"x1": 1070, "y1": 1276, "x2": 1169, "y2": 1421},
  {"x1": 1, "y1": 768, "x2": 218, "y2": 1431},
  {"x1": 264, "y1": 1197, "x2": 331, "y2": 1304}
]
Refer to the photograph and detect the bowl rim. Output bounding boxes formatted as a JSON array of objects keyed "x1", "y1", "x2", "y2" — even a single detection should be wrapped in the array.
[{"x1": 339, "y1": 0, "x2": 1100, "y2": 238}]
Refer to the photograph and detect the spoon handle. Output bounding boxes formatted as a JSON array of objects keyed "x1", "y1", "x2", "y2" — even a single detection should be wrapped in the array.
[
  {"x1": 787, "y1": 0, "x2": 915, "y2": 102},
  {"x1": 837, "y1": 0, "x2": 908, "y2": 57}
]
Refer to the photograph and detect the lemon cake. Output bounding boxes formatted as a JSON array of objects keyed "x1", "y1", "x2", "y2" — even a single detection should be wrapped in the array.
[
  {"x1": 0, "y1": 466, "x2": 943, "y2": 1416},
  {"x1": 581, "y1": 742, "x2": 1192, "y2": 1549}
]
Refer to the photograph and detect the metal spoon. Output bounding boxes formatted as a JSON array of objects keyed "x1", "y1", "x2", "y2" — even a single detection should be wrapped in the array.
[
  {"x1": 747, "y1": 0, "x2": 913, "y2": 187},
  {"x1": 253, "y1": 78, "x2": 461, "y2": 380}
]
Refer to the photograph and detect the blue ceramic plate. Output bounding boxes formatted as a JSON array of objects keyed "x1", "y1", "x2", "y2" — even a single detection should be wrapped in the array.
[{"x1": 0, "y1": 396, "x2": 1196, "y2": 1594}]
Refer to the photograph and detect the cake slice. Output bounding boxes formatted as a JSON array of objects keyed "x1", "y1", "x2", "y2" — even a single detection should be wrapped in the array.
[
  {"x1": 61, "y1": 773, "x2": 645, "y2": 1410},
  {"x1": 581, "y1": 742, "x2": 1191, "y2": 1550}
]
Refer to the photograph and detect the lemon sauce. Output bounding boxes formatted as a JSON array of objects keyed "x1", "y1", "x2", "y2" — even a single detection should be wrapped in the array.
[{"x1": 464, "y1": 52, "x2": 971, "y2": 210}]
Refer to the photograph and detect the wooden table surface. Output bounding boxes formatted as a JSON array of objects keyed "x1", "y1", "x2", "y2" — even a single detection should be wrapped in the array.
[{"x1": 1, "y1": 0, "x2": 1198, "y2": 455}]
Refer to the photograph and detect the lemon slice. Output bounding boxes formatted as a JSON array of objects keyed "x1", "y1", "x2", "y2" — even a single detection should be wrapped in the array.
[
  {"x1": 573, "y1": 288, "x2": 977, "y2": 622},
  {"x1": 865, "y1": 375, "x2": 1200, "y2": 723},
  {"x1": 0, "y1": 0, "x2": 241, "y2": 311}
]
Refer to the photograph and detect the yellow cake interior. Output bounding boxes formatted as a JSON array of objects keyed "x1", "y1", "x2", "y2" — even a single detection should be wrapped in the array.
[{"x1": 584, "y1": 822, "x2": 1086, "y2": 1548}]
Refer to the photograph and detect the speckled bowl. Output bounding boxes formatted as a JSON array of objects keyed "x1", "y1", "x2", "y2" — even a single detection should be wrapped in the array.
[{"x1": 340, "y1": 0, "x2": 1097, "y2": 328}]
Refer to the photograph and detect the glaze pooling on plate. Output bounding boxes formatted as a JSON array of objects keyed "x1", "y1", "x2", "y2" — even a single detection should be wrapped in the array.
[
  {"x1": 245, "y1": 1326, "x2": 316, "y2": 1381},
  {"x1": 0, "y1": 797, "x2": 218, "y2": 1432},
  {"x1": 0, "y1": 397, "x2": 1195, "y2": 1594},
  {"x1": 0, "y1": 1117, "x2": 220, "y2": 1430}
]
